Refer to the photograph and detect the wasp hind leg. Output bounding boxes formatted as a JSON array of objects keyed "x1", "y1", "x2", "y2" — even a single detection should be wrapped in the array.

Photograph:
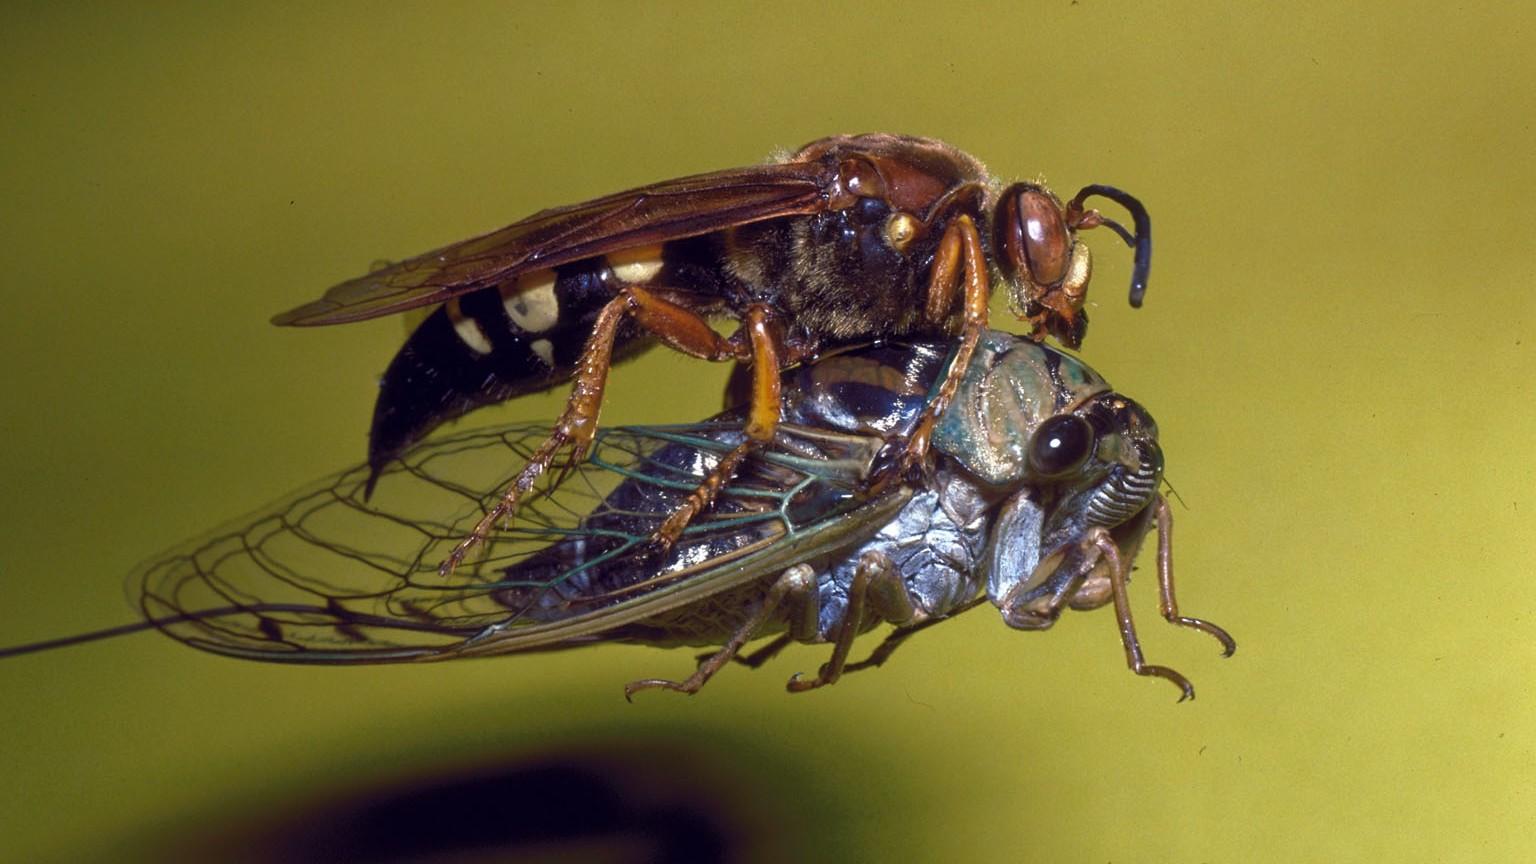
[
  {"x1": 649, "y1": 304, "x2": 785, "y2": 552},
  {"x1": 440, "y1": 285, "x2": 750, "y2": 578}
]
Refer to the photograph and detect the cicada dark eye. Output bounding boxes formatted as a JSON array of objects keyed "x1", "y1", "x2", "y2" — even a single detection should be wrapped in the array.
[
  {"x1": 1028, "y1": 414, "x2": 1095, "y2": 477},
  {"x1": 996, "y1": 185, "x2": 1070, "y2": 287}
]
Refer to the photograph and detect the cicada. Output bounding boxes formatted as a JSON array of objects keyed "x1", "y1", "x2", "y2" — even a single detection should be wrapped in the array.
[
  {"x1": 2, "y1": 331, "x2": 1231, "y2": 699},
  {"x1": 271, "y1": 134, "x2": 1153, "y2": 570}
]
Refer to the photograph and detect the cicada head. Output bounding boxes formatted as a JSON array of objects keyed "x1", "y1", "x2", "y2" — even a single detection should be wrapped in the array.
[
  {"x1": 980, "y1": 390, "x2": 1165, "y2": 630},
  {"x1": 931, "y1": 330, "x2": 1110, "y2": 487}
]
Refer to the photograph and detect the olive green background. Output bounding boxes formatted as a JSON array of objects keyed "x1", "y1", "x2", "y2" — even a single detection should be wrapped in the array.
[{"x1": 2, "y1": 3, "x2": 1532, "y2": 861}]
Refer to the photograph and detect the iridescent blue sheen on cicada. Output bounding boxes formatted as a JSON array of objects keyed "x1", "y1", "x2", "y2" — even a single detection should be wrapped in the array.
[{"x1": 1, "y1": 331, "x2": 1231, "y2": 698}]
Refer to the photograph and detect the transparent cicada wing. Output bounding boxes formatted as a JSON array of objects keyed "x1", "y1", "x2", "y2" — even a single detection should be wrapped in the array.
[{"x1": 133, "y1": 420, "x2": 896, "y2": 664}]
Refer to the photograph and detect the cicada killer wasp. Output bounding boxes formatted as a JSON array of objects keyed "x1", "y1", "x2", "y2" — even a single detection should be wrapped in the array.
[{"x1": 272, "y1": 134, "x2": 1153, "y2": 575}]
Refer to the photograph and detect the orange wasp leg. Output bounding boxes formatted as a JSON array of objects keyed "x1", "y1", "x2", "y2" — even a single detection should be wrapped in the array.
[
  {"x1": 872, "y1": 213, "x2": 989, "y2": 487},
  {"x1": 650, "y1": 304, "x2": 783, "y2": 551},
  {"x1": 440, "y1": 285, "x2": 748, "y2": 578}
]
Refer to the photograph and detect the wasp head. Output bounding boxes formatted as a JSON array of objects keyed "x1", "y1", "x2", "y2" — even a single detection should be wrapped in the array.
[{"x1": 993, "y1": 182, "x2": 1152, "y2": 349}]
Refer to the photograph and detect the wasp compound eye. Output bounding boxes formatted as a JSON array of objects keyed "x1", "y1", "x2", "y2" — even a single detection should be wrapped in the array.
[
  {"x1": 996, "y1": 184, "x2": 1070, "y2": 287},
  {"x1": 1028, "y1": 414, "x2": 1095, "y2": 478}
]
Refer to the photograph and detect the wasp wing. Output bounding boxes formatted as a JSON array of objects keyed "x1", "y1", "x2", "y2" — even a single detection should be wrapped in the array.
[
  {"x1": 134, "y1": 420, "x2": 905, "y2": 663},
  {"x1": 272, "y1": 162, "x2": 833, "y2": 326}
]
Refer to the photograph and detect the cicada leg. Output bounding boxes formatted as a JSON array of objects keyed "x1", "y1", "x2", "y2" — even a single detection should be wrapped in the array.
[
  {"x1": 1152, "y1": 496, "x2": 1237, "y2": 655},
  {"x1": 625, "y1": 564, "x2": 818, "y2": 700},
  {"x1": 1089, "y1": 528, "x2": 1198, "y2": 701},
  {"x1": 786, "y1": 550, "x2": 917, "y2": 692},
  {"x1": 869, "y1": 214, "x2": 989, "y2": 490},
  {"x1": 705, "y1": 633, "x2": 792, "y2": 670},
  {"x1": 440, "y1": 286, "x2": 751, "y2": 577},
  {"x1": 841, "y1": 595, "x2": 988, "y2": 676}
]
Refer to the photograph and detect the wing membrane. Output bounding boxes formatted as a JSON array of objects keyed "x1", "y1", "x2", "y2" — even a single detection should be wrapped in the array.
[
  {"x1": 272, "y1": 162, "x2": 832, "y2": 326},
  {"x1": 134, "y1": 419, "x2": 896, "y2": 663}
]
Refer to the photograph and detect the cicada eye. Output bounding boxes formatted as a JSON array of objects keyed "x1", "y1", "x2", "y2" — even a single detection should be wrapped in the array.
[
  {"x1": 996, "y1": 185, "x2": 1070, "y2": 287},
  {"x1": 1028, "y1": 414, "x2": 1095, "y2": 477}
]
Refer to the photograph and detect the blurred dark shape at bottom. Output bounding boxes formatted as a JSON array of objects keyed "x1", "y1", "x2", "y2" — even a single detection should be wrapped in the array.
[{"x1": 162, "y1": 745, "x2": 779, "y2": 864}]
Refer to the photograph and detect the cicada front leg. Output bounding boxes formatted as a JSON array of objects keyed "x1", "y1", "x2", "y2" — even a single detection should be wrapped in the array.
[
  {"x1": 1083, "y1": 528, "x2": 1198, "y2": 701},
  {"x1": 1151, "y1": 497, "x2": 1237, "y2": 655}
]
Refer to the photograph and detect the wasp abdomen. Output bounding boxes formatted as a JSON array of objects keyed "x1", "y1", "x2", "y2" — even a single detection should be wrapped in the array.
[{"x1": 366, "y1": 263, "x2": 645, "y2": 485}]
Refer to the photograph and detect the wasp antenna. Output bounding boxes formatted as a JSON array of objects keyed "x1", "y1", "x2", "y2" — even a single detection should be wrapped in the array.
[
  {"x1": 1070, "y1": 184, "x2": 1153, "y2": 308},
  {"x1": 1092, "y1": 215, "x2": 1138, "y2": 249}
]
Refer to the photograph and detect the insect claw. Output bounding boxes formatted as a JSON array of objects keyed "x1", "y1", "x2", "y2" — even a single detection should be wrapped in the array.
[
  {"x1": 623, "y1": 677, "x2": 697, "y2": 700},
  {"x1": 1137, "y1": 664, "x2": 1196, "y2": 702}
]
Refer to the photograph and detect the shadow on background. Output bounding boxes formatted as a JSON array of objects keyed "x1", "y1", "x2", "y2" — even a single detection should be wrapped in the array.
[{"x1": 153, "y1": 733, "x2": 827, "y2": 864}]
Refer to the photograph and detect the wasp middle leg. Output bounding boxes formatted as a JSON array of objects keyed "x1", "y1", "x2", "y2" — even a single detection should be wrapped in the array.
[
  {"x1": 649, "y1": 304, "x2": 787, "y2": 552},
  {"x1": 440, "y1": 285, "x2": 753, "y2": 577}
]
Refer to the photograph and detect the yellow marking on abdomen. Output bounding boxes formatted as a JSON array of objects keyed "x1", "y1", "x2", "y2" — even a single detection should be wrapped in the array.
[
  {"x1": 607, "y1": 244, "x2": 665, "y2": 284},
  {"x1": 446, "y1": 298, "x2": 493, "y2": 355},
  {"x1": 501, "y1": 269, "x2": 560, "y2": 333},
  {"x1": 531, "y1": 338, "x2": 555, "y2": 367}
]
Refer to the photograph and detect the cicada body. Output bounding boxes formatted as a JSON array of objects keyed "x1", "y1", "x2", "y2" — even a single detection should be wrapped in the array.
[
  {"x1": 270, "y1": 135, "x2": 1154, "y2": 570},
  {"x1": 4, "y1": 332, "x2": 1231, "y2": 699}
]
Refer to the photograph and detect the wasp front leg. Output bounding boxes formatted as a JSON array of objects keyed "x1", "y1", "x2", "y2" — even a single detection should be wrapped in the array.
[{"x1": 870, "y1": 213, "x2": 989, "y2": 489}]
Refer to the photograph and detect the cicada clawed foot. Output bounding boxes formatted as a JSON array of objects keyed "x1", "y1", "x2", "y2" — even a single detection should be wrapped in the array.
[{"x1": 1088, "y1": 527, "x2": 1205, "y2": 702}]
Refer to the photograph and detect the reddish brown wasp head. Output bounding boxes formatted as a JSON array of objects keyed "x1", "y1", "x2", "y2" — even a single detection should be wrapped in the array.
[{"x1": 994, "y1": 183, "x2": 1152, "y2": 349}]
